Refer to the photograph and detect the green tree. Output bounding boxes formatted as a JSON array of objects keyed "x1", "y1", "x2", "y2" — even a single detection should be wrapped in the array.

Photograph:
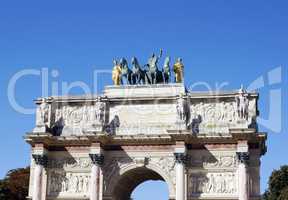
[
  {"x1": 0, "y1": 167, "x2": 30, "y2": 200},
  {"x1": 263, "y1": 165, "x2": 288, "y2": 200},
  {"x1": 278, "y1": 187, "x2": 288, "y2": 200},
  {"x1": 0, "y1": 179, "x2": 10, "y2": 200}
]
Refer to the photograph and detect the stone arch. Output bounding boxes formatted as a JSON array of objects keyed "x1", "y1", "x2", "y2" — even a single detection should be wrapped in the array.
[{"x1": 105, "y1": 162, "x2": 175, "y2": 200}]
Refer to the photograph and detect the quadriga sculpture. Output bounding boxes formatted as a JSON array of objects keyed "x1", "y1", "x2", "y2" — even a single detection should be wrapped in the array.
[{"x1": 111, "y1": 50, "x2": 185, "y2": 85}]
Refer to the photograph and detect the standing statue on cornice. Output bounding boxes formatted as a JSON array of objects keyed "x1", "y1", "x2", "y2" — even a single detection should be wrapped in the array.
[
  {"x1": 112, "y1": 59, "x2": 122, "y2": 85},
  {"x1": 36, "y1": 98, "x2": 49, "y2": 127},
  {"x1": 236, "y1": 85, "x2": 249, "y2": 120},
  {"x1": 146, "y1": 49, "x2": 163, "y2": 84},
  {"x1": 173, "y1": 57, "x2": 184, "y2": 83}
]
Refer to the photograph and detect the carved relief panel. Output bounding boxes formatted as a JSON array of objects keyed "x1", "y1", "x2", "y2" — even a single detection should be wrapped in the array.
[
  {"x1": 50, "y1": 100, "x2": 106, "y2": 136},
  {"x1": 47, "y1": 171, "x2": 90, "y2": 196},
  {"x1": 187, "y1": 150, "x2": 238, "y2": 198},
  {"x1": 189, "y1": 95, "x2": 257, "y2": 134},
  {"x1": 46, "y1": 155, "x2": 92, "y2": 198},
  {"x1": 188, "y1": 172, "x2": 238, "y2": 196}
]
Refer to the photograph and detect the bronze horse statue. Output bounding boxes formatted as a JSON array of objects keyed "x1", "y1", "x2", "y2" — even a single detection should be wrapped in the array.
[
  {"x1": 119, "y1": 58, "x2": 132, "y2": 85},
  {"x1": 146, "y1": 49, "x2": 164, "y2": 84},
  {"x1": 131, "y1": 57, "x2": 147, "y2": 85},
  {"x1": 163, "y1": 56, "x2": 171, "y2": 83}
]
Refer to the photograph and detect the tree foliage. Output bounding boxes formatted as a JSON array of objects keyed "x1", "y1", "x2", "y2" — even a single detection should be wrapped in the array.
[
  {"x1": 0, "y1": 167, "x2": 30, "y2": 200},
  {"x1": 263, "y1": 165, "x2": 288, "y2": 200}
]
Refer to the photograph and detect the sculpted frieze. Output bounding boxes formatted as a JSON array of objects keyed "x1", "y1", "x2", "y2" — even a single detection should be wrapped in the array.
[
  {"x1": 188, "y1": 172, "x2": 237, "y2": 196},
  {"x1": 47, "y1": 171, "x2": 90, "y2": 196},
  {"x1": 50, "y1": 101, "x2": 106, "y2": 135},
  {"x1": 187, "y1": 154, "x2": 237, "y2": 169},
  {"x1": 47, "y1": 157, "x2": 91, "y2": 169},
  {"x1": 189, "y1": 96, "x2": 256, "y2": 133}
]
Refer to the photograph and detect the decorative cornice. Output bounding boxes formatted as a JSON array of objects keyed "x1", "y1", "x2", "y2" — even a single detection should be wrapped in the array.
[
  {"x1": 32, "y1": 154, "x2": 48, "y2": 166},
  {"x1": 237, "y1": 152, "x2": 250, "y2": 164},
  {"x1": 89, "y1": 154, "x2": 104, "y2": 166},
  {"x1": 25, "y1": 131, "x2": 266, "y2": 145}
]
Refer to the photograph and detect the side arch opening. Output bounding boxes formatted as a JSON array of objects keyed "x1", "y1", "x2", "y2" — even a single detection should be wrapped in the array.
[{"x1": 112, "y1": 166, "x2": 169, "y2": 200}]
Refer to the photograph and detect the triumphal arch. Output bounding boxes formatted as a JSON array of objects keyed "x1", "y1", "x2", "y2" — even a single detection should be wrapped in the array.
[{"x1": 26, "y1": 53, "x2": 266, "y2": 200}]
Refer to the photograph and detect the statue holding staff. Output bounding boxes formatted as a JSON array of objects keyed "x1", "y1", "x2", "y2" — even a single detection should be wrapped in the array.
[
  {"x1": 112, "y1": 59, "x2": 122, "y2": 85},
  {"x1": 173, "y1": 57, "x2": 184, "y2": 83}
]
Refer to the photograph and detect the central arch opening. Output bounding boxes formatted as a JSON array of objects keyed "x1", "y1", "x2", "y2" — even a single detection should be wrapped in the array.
[
  {"x1": 131, "y1": 180, "x2": 169, "y2": 200},
  {"x1": 112, "y1": 167, "x2": 169, "y2": 200}
]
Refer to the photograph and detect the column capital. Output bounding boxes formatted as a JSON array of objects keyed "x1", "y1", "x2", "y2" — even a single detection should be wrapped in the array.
[
  {"x1": 89, "y1": 153, "x2": 104, "y2": 166},
  {"x1": 174, "y1": 152, "x2": 187, "y2": 164},
  {"x1": 32, "y1": 154, "x2": 48, "y2": 166},
  {"x1": 237, "y1": 152, "x2": 250, "y2": 164}
]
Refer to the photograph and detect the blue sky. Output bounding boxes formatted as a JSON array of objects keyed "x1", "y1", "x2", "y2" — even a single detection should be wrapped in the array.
[{"x1": 0, "y1": 0, "x2": 287, "y2": 199}]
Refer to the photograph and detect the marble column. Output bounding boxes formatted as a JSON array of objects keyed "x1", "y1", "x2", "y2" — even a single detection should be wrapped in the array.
[
  {"x1": 174, "y1": 153, "x2": 186, "y2": 200},
  {"x1": 32, "y1": 154, "x2": 47, "y2": 200},
  {"x1": 237, "y1": 152, "x2": 249, "y2": 200},
  {"x1": 89, "y1": 153, "x2": 104, "y2": 200}
]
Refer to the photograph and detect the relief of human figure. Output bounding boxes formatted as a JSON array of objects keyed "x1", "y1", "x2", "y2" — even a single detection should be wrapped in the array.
[
  {"x1": 82, "y1": 104, "x2": 89, "y2": 122},
  {"x1": 61, "y1": 173, "x2": 69, "y2": 192},
  {"x1": 83, "y1": 176, "x2": 89, "y2": 193},
  {"x1": 176, "y1": 94, "x2": 189, "y2": 124},
  {"x1": 206, "y1": 174, "x2": 215, "y2": 193},
  {"x1": 227, "y1": 174, "x2": 236, "y2": 193},
  {"x1": 225, "y1": 102, "x2": 237, "y2": 122},
  {"x1": 70, "y1": 174, "x2": 79, "y2": 192},
  {"x1": 220, "y1": 174, "x2": 227, "y2": 193},
  {"x1": 215, "y1": 174, "x2": 222, "y2": 193},
  {"x1": 79, "y1": 176, "x2": 84, "y2": 192},
  {"x1": 95, "y1": 100, "x2": 105, "y2": 123},
  {"x1": 68, "y1": 173, "x2": 74, "y2": 192}
]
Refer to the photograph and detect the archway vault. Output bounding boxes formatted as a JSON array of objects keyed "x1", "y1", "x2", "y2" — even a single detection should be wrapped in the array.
[{"x1": 105, "y1": 163, "x2": 175, "y2": 200}]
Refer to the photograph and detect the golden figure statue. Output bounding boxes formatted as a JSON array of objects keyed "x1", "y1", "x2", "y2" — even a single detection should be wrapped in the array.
[
  {"x1": 112, "y1": 60, "x2": 122, "y2": 85},
  {"x1": 173, "y1": 58, "x2": 184, "y2": 83}
]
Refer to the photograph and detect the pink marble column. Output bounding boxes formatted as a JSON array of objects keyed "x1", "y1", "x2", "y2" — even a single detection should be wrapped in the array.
[
  {"x1": 174, "y1": 152, "x2": 186, "y2": 200},
  {"x1": 89, "y1": 154, "x2": 104, "y2": 200},
  {"x1": 237, "y1": 152, "x2": 249, "y2": 200},
  {"x1": 32, "y1": 154, "x2": 47, "y2": 200}
]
